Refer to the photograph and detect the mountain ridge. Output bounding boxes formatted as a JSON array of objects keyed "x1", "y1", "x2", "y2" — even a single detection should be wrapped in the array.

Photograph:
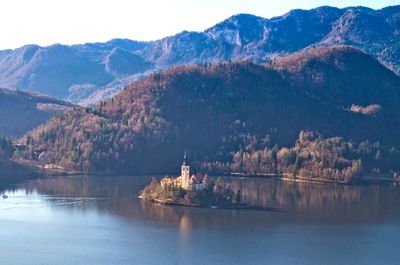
[{"x1": 0, "y1": 5, "x2": 399, "y2": 104}]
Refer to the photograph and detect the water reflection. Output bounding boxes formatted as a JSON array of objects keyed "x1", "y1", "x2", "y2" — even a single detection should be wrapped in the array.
[
  {"x1": 2, "y1": 176, "x2": 400, "y2": 265},
  {"x1": 225, "y1": 178, "x2": 400, "y2": 223},
  {"x1": 7, "y1": 175, "x2": 400, "y2": 226}
]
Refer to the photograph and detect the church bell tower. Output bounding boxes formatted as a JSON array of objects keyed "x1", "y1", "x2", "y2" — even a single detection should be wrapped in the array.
[{"x1": 181, "y1": 150, "x2": 190, "y2": 189}]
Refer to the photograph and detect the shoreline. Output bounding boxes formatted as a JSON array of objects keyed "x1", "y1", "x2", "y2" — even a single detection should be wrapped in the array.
[
  {"x1": 9, "y1": 161, "x2": 400, "y2": 186},
  {"x1": 140, "y1": 197, "x2": 285, "y2": 212},
  {"x1": 38, "y1": 168, "x2": 400, "y2": 185},
  {"x1": 225, "y1": 172, "x2": 400, "y2": 186},
  {"x1": 36, "y1": 172, "x2": 400, "y2": 186},
  {"x1": 141, "y1": 198, "x2": 250, "y2": 210}
]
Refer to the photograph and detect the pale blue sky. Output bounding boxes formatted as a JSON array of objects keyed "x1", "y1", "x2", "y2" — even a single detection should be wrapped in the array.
[{"x1": 0, "y1": 0, "x2": 398, "y2": 50}]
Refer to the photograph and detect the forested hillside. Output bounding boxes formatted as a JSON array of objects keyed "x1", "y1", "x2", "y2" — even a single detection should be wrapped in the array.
[
  {"x1": 17, "y1": 46, "x2": 400, "y2": 183},
  {"x1": 0, "y1": 89, "x2": 69, "y2": 180},
  {"x1": 0, "y1": 136, "x2": 36, "y2": 181},
  {"x1": 0, "y1": 88, "x2": 72, "y2": 137}
]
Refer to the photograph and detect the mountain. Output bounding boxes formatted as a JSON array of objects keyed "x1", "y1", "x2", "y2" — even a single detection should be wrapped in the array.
[
  {"x1": 0, "y1": 5, "x2": 399, "y2": 105},
  {"x1": 0, "y1": 87, "x2": 72, "y2": 137},
  {"x1": 271, "y1": 46, "x2": 400, "y2": 112},
  {"x1": 17, "y1": 46, "x2": 400, "y2": 183},
  {"x1": 0, "y1": 39, "x2": 150, "y2": 101}
]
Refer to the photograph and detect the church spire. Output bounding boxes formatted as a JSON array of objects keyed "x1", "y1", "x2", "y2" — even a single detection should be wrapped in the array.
[
  {"x1": 183, "y1": 149, "x2": 188, "y2": 165},
  {"x1": 181, "y1": 149, "x2": 190, "y2": 189}
]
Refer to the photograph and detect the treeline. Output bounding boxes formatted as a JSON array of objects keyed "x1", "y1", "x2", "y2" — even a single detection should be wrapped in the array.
[
  {"x1": 19, "y1": 109, "x2": 136, "y2": 172},
  {"x1": 0, "y1": 135, "x2": 37, "y2": 182},
  {"x1": 201, "y1": 131, "x2": 400, "y2": 183}
]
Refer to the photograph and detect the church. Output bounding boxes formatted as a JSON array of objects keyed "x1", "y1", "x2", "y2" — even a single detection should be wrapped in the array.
[{"x1": 161, "y1": 151, "x2": 207, "y2": 190}]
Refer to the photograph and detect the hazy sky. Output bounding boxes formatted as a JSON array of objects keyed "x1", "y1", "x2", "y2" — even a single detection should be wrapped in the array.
[{"x1": 0, "y1": 0, "x2": 398, "y2": 50}]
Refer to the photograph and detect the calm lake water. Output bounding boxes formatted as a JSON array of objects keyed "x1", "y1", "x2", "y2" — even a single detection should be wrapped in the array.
[{"x1": 1, "y1": 175, "x2": 400, "y2": 265}]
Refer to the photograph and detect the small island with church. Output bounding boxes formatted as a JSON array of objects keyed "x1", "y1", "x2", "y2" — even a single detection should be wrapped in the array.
[{"x1": 139, "y1": 151, "x2": 247, "y2": 209}]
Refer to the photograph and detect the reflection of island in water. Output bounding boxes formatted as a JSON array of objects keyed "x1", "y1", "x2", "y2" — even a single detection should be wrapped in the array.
[{"x1": 12, "y1": 175, "x2": 400, "y2": 228}]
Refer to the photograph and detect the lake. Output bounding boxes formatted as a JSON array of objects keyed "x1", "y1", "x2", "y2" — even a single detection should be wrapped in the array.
[{"x1": 1, "y1": 175, "x2": 400, "y2": 265}]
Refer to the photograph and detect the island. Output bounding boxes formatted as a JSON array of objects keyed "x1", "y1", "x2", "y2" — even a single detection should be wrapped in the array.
[{"x1": 140, "y1": 151, "x2": 246, "y2": 209}]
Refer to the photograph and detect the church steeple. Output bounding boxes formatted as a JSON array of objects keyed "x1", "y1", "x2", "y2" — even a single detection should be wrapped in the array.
[
  {"x1": 183, "y1": 149, "x2": 188, "y2": 165},
  {"x1": 181, "y1": 149, "x2": 190, "y2": 189}
]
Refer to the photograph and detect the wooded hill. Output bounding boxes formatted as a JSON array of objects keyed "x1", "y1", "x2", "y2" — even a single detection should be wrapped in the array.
[
  {"x1": 0, "y1": 87, "x2": 72, "y2": 137},
  {"x1": 17, "y1": 46, "x2": 400, "y2": 183}
]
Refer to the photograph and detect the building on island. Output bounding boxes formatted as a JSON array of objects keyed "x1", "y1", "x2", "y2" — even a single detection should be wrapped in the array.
[
  {"x1": 181, "y1": 150, "x2": 190, "y2": 189},
  {"x1": 161, "y1": 151, "x2": 207, "y2": 190}
]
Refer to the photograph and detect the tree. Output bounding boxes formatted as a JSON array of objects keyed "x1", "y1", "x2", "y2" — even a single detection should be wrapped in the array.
[{"x1": 352, "y1": 159, "x2": 363, "y2": 175}]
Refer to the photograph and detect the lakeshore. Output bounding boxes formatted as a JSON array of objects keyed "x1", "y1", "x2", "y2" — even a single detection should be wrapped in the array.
[{"x1": 7, "y1": 161, "x2": 400, "y2": 187}]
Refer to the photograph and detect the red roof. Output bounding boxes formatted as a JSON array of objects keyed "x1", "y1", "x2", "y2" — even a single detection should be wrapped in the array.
[{"x1": 192, "y1": 173, "x2": 206, "y2": 182}]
